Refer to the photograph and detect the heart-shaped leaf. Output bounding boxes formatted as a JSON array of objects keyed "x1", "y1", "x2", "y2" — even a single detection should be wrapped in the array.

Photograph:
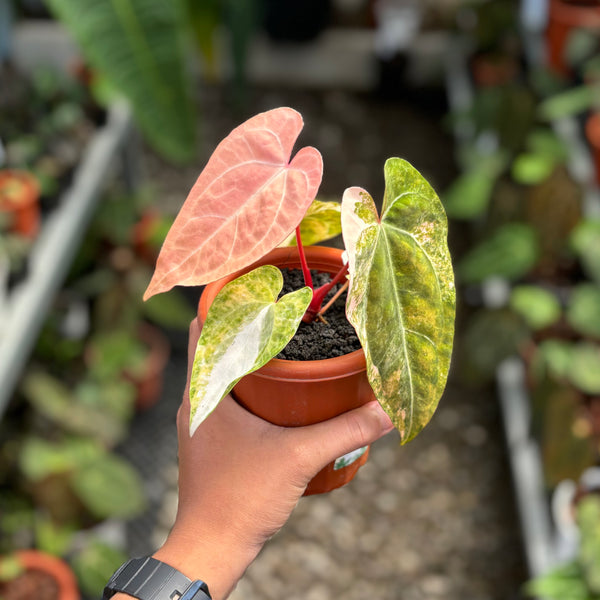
[
  {"x1": 280, "y1": 199, "x2": 342, "y2": 246},
  {"x1": 189, "y1": 266, "x2": 311, "y2": 435},
  {"x1": 144, "y1": 108, "x2": 322, "y2": 300},
  {"x1": 342, "y1": 158, "x2": 455, "y2": 443}
]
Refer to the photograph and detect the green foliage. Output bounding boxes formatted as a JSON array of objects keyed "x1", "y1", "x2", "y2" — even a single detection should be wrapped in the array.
[
  {"x1": 280, "y1": 200, "x2": 342, "y2": 246},
  {"x1": 526, "y1": 496, "x2": 600, "y2": 599},
  {"x1": 509, "y1": 285, "x2": 562, "y2": 330},
  {"x1": 21, "y1": 370, "x2": 132, "y2": 447},
  {"x1": 567, "y1": 284, "x2": 600, "y2": 339},
  {"x1": 69, "y1": 454, "x2": 147, "y2": 519},
  {"x1": 342, "y1": 159, "x2": 455, "y2": 442},
  {"x1": 569, "y1": 343, "x2": 600, "y2": 396},
  {"x1": 72, "y1": 540, "x2": 128, "y2": 597},
  {"x1": 458, "y1": 223, "x2": 540, "y2": 284},
  {"x1": 46, "y1": 0, "x2": 196, "y2": 163},
  {"x1": 190, "y1": 266, "x2": 312, "y2": 433},
  {"x1": 571, "y1": 219, "x2": 600, "y2": 284}
]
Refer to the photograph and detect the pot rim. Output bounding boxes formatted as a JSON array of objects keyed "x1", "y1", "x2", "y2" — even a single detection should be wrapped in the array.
[
  {"x1": 14, "y1": 550, "x2": 80, "y2": 600},
  {"x1": 198, "y1": 245, "x2": 367, "y2": 380}
]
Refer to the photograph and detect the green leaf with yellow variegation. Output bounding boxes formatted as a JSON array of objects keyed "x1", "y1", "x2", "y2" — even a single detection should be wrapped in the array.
[
  {"x1": 189, "y1": 265, "x2": 311, "y2": 435},
  {"x1": 342, "y1": 158, "x2": 455, "y2": 443},
  {"x1": 280, "y1": 199, "x2": 342, "y2": 247}
]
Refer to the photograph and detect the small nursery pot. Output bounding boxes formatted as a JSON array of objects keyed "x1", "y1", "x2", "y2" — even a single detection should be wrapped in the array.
[
  {"x1": 198, "y1": 246, "x2": 376, "y2": 495},
  {"x1": 1, "y1": 550, "x2": 80, "y2": 600},
  {"x1": 586, "y1": 112, "x2": 600, "y2": 186},
  {"x1": 0, "y1": 169, "x2": 40, "y2": 239},
  {"x1": 546, "y1": 0, "x2": 600, "y2": 76}
]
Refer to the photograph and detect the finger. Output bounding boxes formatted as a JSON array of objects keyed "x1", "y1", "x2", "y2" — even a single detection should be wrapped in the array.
[
  {"x1": 288, "y1": 401, "x2": 395, "y2": 473},
  {"x1": 187, "y1": 319, "x2": 201, "y2": 374}
]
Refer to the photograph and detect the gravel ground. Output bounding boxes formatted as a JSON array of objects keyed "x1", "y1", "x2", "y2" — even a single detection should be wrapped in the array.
[{"x1": 122, "y1": 83, "x2": 528, "y2": 600}]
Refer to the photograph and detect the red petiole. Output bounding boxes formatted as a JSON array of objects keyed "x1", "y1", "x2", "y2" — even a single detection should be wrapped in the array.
[{"x1": 296, "y1": 226, "x2": 349, "y2": 322}]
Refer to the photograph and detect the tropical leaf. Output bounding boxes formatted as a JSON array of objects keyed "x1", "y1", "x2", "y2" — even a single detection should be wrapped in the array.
[
  {"x1": 144, "y1": 107, "x2": 323, "y2": 299},
  {"x1": 341, "y1": 158, "x2": 455, "y2": 443},
  {"x1": 46, "y1": 0, "x2": 196, "y2": 162},
  {"x1": 280, "y1": 199, "x2": 342, "y2": 246},
  {"x1": 458, "y1": 222, "x2": 540, "y2": 284},
  {"x1": 509, "y1": 285, "x2": 562, "y2": 331},
  {"x1": 189, "y1": 266, "x2": 311, "y2": 435}
]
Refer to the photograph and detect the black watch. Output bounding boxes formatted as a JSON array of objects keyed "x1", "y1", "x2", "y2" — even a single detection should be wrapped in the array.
[{"x1": 103, "y1": 556, "x2": 212, "y2": 600}]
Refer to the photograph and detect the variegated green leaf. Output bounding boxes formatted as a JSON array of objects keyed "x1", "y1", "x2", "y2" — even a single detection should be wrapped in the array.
[
  {"x1": 189, "y1": 265, "x2": 311, "y2": 435},
  {"x1": 280, "y1": 199, "x2": 342, "y2": 247},
  {"x1": 342, "y1": 158, "x2": 455, "y2": 443}
]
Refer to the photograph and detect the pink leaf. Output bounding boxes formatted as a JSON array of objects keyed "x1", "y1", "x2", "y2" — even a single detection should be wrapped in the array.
[{"x1": 144, "y1": 107, "x2": 323, "y2": 300}]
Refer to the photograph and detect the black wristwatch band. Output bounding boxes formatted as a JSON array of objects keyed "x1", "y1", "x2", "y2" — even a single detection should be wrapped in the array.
[{"x1": 103, "y1": 556, "x2": 212, "y2": 600}]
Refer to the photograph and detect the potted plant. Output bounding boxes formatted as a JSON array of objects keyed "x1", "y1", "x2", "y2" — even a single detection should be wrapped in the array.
[
  {"x1": 0, "y1": 549, "x2": 80, "y2": 600},
  {"x1": 0, "y1": 169, "x2": 40, "y2": 239},
  {"x1": 143, "y1": 107, "x2": 456, "y2": 494}
]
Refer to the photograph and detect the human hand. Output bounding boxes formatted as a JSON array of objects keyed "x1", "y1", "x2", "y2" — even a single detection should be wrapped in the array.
[{"x1": 153, "y1": 320, "x2": 394, "y2": 600}]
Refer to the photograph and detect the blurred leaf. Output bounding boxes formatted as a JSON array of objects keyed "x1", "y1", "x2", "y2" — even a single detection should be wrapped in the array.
[
  {"x1": 509, "y1": 285, "x2": 562, "y2": 331},
  {"x1": 19, "y1": 437, "x2": 104, "y2": 482},
  {"x1": 46, "y1": 0, "x2": 196, "y2": 162},
  {"x1": 72, "y1": 540, "x2": 128, "y2": 597},
  {"x1": 578, "y1": 496, "x2": 600, "y2": 594},
  {"x1": 512, "y1": 153, "x2": 556, "y2": 185},
  {"x1": 143, "y1": 289, "x2": 195, "y2": 329},
  {"x1": 568, "y1": 343, "x2": 600, "y2": 395},
  {"x1": 532, "y1": 339, "x2": 573, "y2": 383},
  {"x1": 70, "y1": 454, "x2": 146, "y2": 519},
  {"x1": 538, "y1": 84, "x2": 600, "y2": 121},
  {"x1": 567, "y1": 284, "x2": 600, "y2": 339},
  {"x1": 458, "y1": 222, "x2": 540, "y2": 284},
  {"x1": 525, "y1": 561, "x2": 589, "y2": 599},
  {"x1": 35, "y1": 515, "x2": 76, "y2": 556},
  {"x1": 571, "y1": 218, "x2": 600, "y2": 284}
]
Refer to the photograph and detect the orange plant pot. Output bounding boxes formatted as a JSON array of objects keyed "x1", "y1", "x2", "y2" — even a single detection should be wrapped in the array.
[
  {"x1": 0, "y1": 170, "x2": 40, "y2": 239},
  {"x1": 11, "y1": 550, "x2": 80, "y2": 600},
  {"x1": 586, "y1": 112, "x2": 600, "y2": 185},
  {"x1": 546, "y1": 0, "x2": 600, "y2": 76},
  {"x1": 197, "y1": 246, "x2": 376, "y2": 495}
]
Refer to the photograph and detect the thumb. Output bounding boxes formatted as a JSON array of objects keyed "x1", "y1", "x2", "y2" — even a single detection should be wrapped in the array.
[{"x1": 289, "y1": 401, "x2": 396, "y2": 474}]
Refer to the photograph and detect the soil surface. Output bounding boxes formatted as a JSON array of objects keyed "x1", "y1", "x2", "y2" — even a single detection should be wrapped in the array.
[
  {"x1": 277, "y1": 269, "x2": 360, "y2": 361},
  {"x1": 0, "y1": 570, "x2": 59, "y2": 600}
]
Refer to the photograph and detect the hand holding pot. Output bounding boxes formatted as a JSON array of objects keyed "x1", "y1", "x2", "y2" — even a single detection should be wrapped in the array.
[{"x1": 151, "y1": 320, "x2": 395, "y2": 600}]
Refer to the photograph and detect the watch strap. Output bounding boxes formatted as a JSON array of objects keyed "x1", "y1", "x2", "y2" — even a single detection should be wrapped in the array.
[{"x1": 103, "y1": 556, "x2": 211, "y2": 600}]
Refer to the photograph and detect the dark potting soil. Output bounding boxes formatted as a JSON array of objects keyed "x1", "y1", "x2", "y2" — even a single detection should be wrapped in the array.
[
  {"x1": 0, "y1": 570, "x2": 60, "y2": 600},
  {"x1": 276, "y1": 268, "x2": 361, "y2": 361}
]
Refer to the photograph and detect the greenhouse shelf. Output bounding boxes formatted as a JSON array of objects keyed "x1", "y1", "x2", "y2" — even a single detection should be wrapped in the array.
[{"x1": 0, "y1": 101, "x2": 134, "y2": 420}]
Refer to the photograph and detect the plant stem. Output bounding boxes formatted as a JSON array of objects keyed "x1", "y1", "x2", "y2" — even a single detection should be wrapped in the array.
[
  {"x1": 295, "y1": 226, "x2": 313, "y2": 290},
  {"x1": 303, "y1": 262, "x2": 349, "y2": 322},
  {"x1": 318, "y1": 280, "x2": 349, "y2": 317}
]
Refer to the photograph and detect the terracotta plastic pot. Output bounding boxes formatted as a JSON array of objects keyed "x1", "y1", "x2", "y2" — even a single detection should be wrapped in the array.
[
  {"x1": 197, "y1": 246, "x2": 376, "y2": 495},
  {"x1": 0, "y1": 169, "x2": 40, "y2": 239},
  {"x1": 586, "y1": 112, "x2": 600, "y2": 185},
  {"x1": 546, "y1": 0, "x2": 600, "y2": 76},
  {"x1": 3, "y1": 550, "x2": 80, "y2": 600}
]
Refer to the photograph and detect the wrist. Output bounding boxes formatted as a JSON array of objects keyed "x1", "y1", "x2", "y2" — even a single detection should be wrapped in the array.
[{"x1": 153, "y1": 525, "x2": 261, "y2": 600}]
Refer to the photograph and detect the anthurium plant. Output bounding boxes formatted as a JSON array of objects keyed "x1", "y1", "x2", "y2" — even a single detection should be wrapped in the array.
[{"x1": 144, "y1": 107, "x2": 455, "y2": 442}]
